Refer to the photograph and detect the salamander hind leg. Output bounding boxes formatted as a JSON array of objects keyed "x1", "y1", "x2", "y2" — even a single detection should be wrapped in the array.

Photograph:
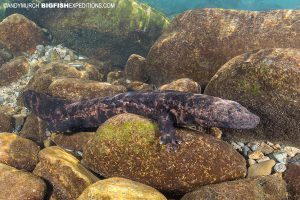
[{"x1": 158, "y1": 113, "x2": 181, "y2": 152}]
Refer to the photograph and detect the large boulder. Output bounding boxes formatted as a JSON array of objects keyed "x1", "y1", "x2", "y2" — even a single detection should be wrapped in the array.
[
  {"x1": 204, "y1": 48, "x2": 300, "y2": 147},
  {"x1": 0, "y1": 14, "x2": 48, "y2": 54},
  {"x1": 181, "y1": 174, "x2": 288, "y2": 200},
  {"x1": 0, "y1": 133, "x2": 40, "y2": 171},
  {"x1": 20, "y1": 61, "x2": 103, "y2": 98},
  {"x1": 77, "y1": 177, "x2": 167, "y2": 200},
  {"x1": 83, "y1": 113, "x2": 246, "y2": 194},
  {"x1": 0, "y1": 106, "x2": 14, "y2": 132},
  {"x1": 33, "y1": 146, "x2": 99, "y2": 200},
  {"x1": 48, "y1": 78, "x2": 126, "y2": 101},
  {"x1": 145, "y1": 9, "x2": 300, "y2": 87},
  {"x1": 15, "y1": 0, "x2": 169, "y2": 67},
  {"x1": 0, "y1": 163, "x2": 46, "y2": 200},
  {"x1": 159, "y1": 78, "x2": 201, "y2": 93},
  {"x1": 284, "y1": 163, "x2": 300, "y2": 200},
  {"x1": 0, "y1": 56, "x2": 29, "y2": 87}
]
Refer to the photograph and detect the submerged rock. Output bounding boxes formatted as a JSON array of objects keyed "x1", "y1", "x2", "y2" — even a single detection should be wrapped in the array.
[
  {"x1": 0, "y1": 133, "x2": 40, "y2": 171},
  {"x1": 284, "y1": 163, "x2": 300, "y2": 200},
  {"x1": 159, "y1": 78, "x2": 201, "y2": 93},
  {"x1": 0, "y1": 163, "x2": 46, "y2": 200},
  {"x1": 77, "y1": 177, "x2": 167, "y2": 200},
  {"x1": 0, "y1": 106, "x2": 14, "y2": 132},
  {"x1": 181, "y1": 174, "x2": 288, "y2": 200},
  {"x1": 21, "y1": 0, "x2": 169, "y2": 67},
  {"x1": 20, "y1": 113, "x2": 48, "y2": 146},
  {"x1": 48, "y1": 78, "x2": 126, "y2": 101},
  {"x1": 83, "y1": 113, "x2": 246, "y2": 194},
  {"x1": 145, "y1": 9, "x2": 300, "y2": 87},
  {"x1": 0, "y1": 14, "x2": 48, "y2": 54},
  {"x1": 51, "y1": 132, "x2": 95, "y2": 152},
  {"x1": 21, "y1": 61, "x2": 102, "y2": 96},
  {"x1": 205, "y1": 48, "x2": 300, "y2": 148},
  {"x1": 0, "y1": 56, "x2": 29, "y2": 87},
  {"x1": 247, "y1": 160, "x2": 275, "y2": 178},
  {"x1": 125, "y1": 54, "x2": 147, "y2": 82},
  {"x1": 33, "y1": 146, "x2": 99, "y2": 200}
]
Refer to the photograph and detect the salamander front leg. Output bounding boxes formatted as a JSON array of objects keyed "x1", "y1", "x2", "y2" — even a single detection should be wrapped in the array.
[{"x1": 158, "y1": 113, "x2": 181, "y2": 151}]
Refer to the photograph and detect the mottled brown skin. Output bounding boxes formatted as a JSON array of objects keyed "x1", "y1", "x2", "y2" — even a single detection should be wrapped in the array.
[{"x1": 22, "y1": 90, "x2": 260, "y2": 147}]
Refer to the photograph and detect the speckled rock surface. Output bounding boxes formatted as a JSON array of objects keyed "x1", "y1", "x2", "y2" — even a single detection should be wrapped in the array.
[
  {"x1": 205, "y1": 48, "x2": 300, "y2": 148},
  {"x1": 48, "y1": 78, "x2": 126, "y2": 101},
  {"x1": 181, "y1": 174, "x2": 288, "y2": 200},
  {"x1": 125, "y1": 54, "x2": 147, "y2": 82},
  {"x1": 0, "y1": 163, "x2": 46, "y2": 200},
  {"x1": 21, "y1": 61, "x2": 103, "y2": 97},
  {"x1": 159, "y1": 78, "x2": 201, "y2": 93},
  {"x1": 77, "y1": 177, "x2": 167, "y2": 200},
  {"x1": 83, "y1": 113, "x2": 246, "y2": 194},
  {"x1": 51, "y1": 132, "x2": 95, "y2": 152},
  {"x1": 0, "y1": 14, "x2": 47, "y2": 53},
  {"x1": 145, "y1": 9, "x2": 300, "y2": 87},
  {"x1": 0, "y1": 56, "x2": 29, "y2": 87},
  {"x1": 20, "y1": 113, "x2": 48, "y2": 146},
  {"x1": 0, "y1": 133, "x2": 40, "y2": 171},
  {"x1": 20, "y1": 0, "x2": 169, "y2": 67},
  {"x1": 284, "y1": 163, "x2": 300, "y2": 200},
  {"x1": 33, "y1": 146, "x2": 99, "y2": 200},
  {"x1": 0, "y1": 106, "x2": 14, "y2": 132}
]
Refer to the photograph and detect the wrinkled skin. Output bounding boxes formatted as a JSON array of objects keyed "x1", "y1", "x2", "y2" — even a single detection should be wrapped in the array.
[{"x1": 23, "y1": 90, "x2": 260, "y2": 149}]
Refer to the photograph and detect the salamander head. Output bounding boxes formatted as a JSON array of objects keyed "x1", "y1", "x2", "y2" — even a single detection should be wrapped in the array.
[{"x1": 191, "y1": 95, "x2": 260, "y2": 129}]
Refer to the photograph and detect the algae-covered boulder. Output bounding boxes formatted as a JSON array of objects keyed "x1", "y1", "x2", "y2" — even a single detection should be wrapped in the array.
[
  {"x1": 0, "y1": 56, "x2": 29, "y2": 86},
  {"x1": 77, "y1": 177, "x2": 167, "y2": 200},
  {"x1": 48, "y1": 78, "x2": 126, "y2": 101},
  {"x1": 0, "y1": 14, "x2": 48, "y2": 54},
  {"x1": 33, "y1": 146, "x2": 99, "y2": 200},
  {"x1": 205, "y1": 48, "x2": 300, "y2": 148},
  {"x1": 182, "y1": 174, "x2": 288, "y2": 200},
  {"x1": 145, "y1": 9, "x2": 300, "y2": 87},
  {"x1": 125, "y1": 54, "x2": 147, "y2": 82},
  {"x1": 0, "y1": 133, "x2": 40, "y2": 171},
  {"x1": 0, "y1": 106, "x2": 14, "y2": 132},
  {"x1": 159, "y1": 78, "x2": 201, "y2": 93},
  {"x1": 0, "y1": 163, "x2": 46, "y2": 200},
  {"x1": 83, "y1": 113, "x2": 246, "y2": 194},
  {"x1": 22, "y1": 0, "x2": 169, "y2": 67},
  {"x1": 21, "y1": 61, "x2": 102, "y2": 95}
]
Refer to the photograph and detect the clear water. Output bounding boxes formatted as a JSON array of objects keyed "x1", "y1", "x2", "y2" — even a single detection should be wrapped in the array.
[{"x1": 140, "y1": 0, "x2": 300, "y2": 16}]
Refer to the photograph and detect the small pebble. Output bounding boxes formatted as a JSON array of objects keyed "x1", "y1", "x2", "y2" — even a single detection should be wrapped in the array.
[
  {"x1": 247, "y1": 159, "x2": 256, "y2": 166},
  {"x1": 237, "y1": 142, "x2": 245, "y2": 147},
  {"x1": 257, "y1": 156, "x2": 270, "y2": 163},
  {"x1": 273, "y1": 144, "x2": 281, "y2": 150},
  {"x1": 288, "y1": 154, "x2": 300, "y2": 164},
  {"x1": 257, "y1": 142, "x2": 273, "y2": 154},
  {"x1": 284, "y1": 146, "x2": 300, "y2": 157},
  {"x1": 243, "y1": 146, "x2": 251, "y2": 157},
  {"x1": 273, "y1": 163, "x2": 287, "y2": 173},
  {"x1": 266, "y1": 141, "x2": 274, "y2": 146},
  {"x1": 231, "y1": 141, "x2": 242, "y2": 151},
  {"x1": 248, "y1": 150, "x2": 264, "y2": 160},
  {"x1": 0, "y1": 96, "x2": 4, "y2": 104},
  {"x1": 248, "y1": 142, "x2": 260, "y2": 151},
  {"x1": 271, "y1": 151, "x2": 288, "y2": 164}
]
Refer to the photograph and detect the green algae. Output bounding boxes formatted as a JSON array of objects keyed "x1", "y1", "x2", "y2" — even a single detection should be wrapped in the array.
[
  {"x1": 238, "y1": 79, "x2": 261, "y2": 96},
  {"x1": 94, "y1": 115, "x2": 159, "y2": 155}
]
